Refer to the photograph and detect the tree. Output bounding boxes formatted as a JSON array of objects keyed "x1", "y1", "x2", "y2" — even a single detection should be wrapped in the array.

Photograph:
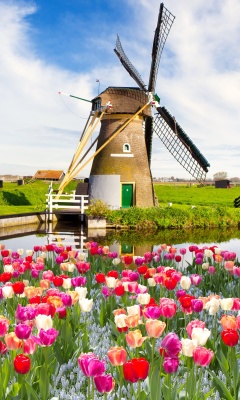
[{"x1": 213, "y1": 171, "x2": 228, "y2": 181}]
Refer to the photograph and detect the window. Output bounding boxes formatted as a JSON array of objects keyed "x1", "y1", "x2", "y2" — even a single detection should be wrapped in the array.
[
  {"x1": 92, "y1": 98, "x2": 101, "y2": 111},
  {"x1": 123, "y1": 143, "x2": 130, "y2": 152}
]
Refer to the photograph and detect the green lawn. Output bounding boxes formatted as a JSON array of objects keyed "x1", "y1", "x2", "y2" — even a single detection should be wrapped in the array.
[
  {"x1": 154, "y1": 184, "x2": 240, "y2": 208},
  {"x1": 1, "y1": 181, "x2": 240, "y2": 216},
  {"x1": 0, "y1": 180, "x2": 79, "y2": 215}
]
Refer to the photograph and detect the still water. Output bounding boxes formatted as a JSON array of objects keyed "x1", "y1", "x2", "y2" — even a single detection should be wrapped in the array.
[{"x1": 1, "y1": 220, "x2": 240, "y2": 259}]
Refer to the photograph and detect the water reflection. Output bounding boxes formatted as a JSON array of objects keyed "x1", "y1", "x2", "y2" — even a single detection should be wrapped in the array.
[{"x1": 1, "y1": 220, "x2": 240, "y2": 258}]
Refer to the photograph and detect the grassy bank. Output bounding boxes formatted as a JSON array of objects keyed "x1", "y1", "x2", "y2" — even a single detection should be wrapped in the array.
[{"x1": 1, "y1": 180, "x2": 240, "y2": 229}]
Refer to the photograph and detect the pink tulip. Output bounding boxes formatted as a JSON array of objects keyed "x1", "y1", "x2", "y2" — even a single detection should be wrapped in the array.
[
  {"x1": 94, "y1": 374, "x2": 115, "y2": 393},
  {"x1": 0, "y1": 317, "x2": 10, "y2": 337},
  {"x1": 190, "y1": 274, "x2": 202, "y2": 286},
  {"x1": 32, "y1": 328, "x2": 59, "y2": 346},
  {"x1": 78, "y1": 352, "x2": 106, "y2": 377},
  {"x1": 42, "y1": 270, "x2": 54, "y2": 281},
  {"x1": 23, "y1": 337, "x2": 37, "y2": 354},
  {"x1": 208, "y1": 266, "x2": 216, "y2": 274},
  {"x1": 180, "y1": 248, "x2": 186, "y2": 255},
  {"x1": 233, "y1": 266, "x2": 240, "y2": 276},
  {"x1": 231, "y1": 298, "x2": 240, "y2": 311},
  {"x1": 159, "y1": 298, "x2": 177, "y2": 318},
  {"x1": 193, "y1": 347, "x2": 214, "y2": 367},
  {"x1": 186, "y1": 319, "x2": 205, "y2": 338},
  {"x1": 128, "y1": 282, "x2": 139, "y2": 293}
]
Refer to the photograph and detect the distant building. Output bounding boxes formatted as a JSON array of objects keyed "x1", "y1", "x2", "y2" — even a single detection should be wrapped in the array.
[
  {"x1": 215, "y1": 179, "x2": 231, "y2": 189},
  {"x1": 33, "y1": 170, "x2": 65, "y2": 182}
]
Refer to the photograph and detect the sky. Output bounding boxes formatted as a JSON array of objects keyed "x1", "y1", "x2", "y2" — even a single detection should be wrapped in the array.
[{"x1": 0, "y1": 0, "x2": 239, "y2": 181}]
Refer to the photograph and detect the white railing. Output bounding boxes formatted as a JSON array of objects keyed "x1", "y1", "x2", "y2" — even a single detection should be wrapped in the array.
[{"x1": 46, "y1": 190, "x2": 89, "y2": 221}]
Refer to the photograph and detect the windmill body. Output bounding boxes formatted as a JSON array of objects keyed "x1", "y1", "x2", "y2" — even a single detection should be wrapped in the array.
[
  {"x1": 58, "y1": 2, "x2": 210, "y2": 207},
  {"x1": 89, "y1": 87, "x2": 155, "y2": 208}
]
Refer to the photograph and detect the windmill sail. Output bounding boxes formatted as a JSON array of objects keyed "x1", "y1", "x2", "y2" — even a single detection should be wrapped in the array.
[
  {"x1": 114, "y1": 35, "x2": 147, "y2": 91},
  {"x1": 154, "y1": 107, "x2": 210, "y2": 181},
  {"x1": 148, "y1": 3, "x2": 175, "y2": 93}
]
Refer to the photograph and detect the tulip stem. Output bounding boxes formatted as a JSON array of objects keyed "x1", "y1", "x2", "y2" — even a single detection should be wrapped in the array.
[
  {"x1": 118, "y1": 366, "x2": 123, "y2": 400},
  {"x1": 88, "y1": 377, "x2": 91, "y2": 400}
]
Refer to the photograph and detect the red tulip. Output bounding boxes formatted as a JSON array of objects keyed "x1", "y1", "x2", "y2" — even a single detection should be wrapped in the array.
[
  {"x1": 0, "y1": 272, "x2": 12, "y2": 283},
  {"x1": 0, "y1": 340, "x2": 7, "y2": 354},
  {"x1": 123, "y1": 358, "x2": 149, "y2": 382},
  {"x1": 1, "y1": 250, "x2": 9, "y2": 257},
  {"x1": 175, "y1": 255, "x2": 182, "y2": 263},
  {"x1": 90, "y1": 247, "x2": 98, "y2": 255},
  {"x1": 14, "y1": 354, "x2": 31, "y2": 374},
  {"x1": 137, "y1": 265, "x2": 148, "y2": 275},
  {"x1": 164, "y1": 277, "x2": 178, "y2": 290},
  {"x1": 12, "y1": 281, "x2": 25, "y2": 295},
  {"x1": 95, "y1": 273, "x2": 106, "y2": 284},
  {"x1": 107, "y1": 270, "x2": 118, "y2": 279},
  {"x1": 53, "y1": 276, "x2": 64, "y2": 287},
  {"x1": 122, "y1": 255, "x2": 133, "y2": 265},
  {"x1": 221, "y1": 329, "x2": 239, "y2": 346},
  {"x1": 114, "y1": 285, "x2": 125, "y2": 296}
]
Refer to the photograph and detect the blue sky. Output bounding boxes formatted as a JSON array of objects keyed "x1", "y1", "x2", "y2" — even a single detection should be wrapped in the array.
[{"x1": 0, "y1": 0, "x2": 239, "y2": 180}]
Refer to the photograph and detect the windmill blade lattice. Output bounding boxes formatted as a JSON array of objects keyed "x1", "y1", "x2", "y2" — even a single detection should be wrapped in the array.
[
  {"x1": 154, "y1": 106, "x2": 210, "y2": 182},
  {"x1": 114, "y1": 35, "x2": 147, "y2": 91},
  {"x1": 148, "y1": 4, "x2": 175, "y2": 93}
]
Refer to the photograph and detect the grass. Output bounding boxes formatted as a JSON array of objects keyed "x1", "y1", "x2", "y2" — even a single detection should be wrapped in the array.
[
  {"x1": 0, "y1": 180, "x2": 79, "y2": 215},
  {"x1": 1, "y1": 181, "x2": 240, "y2": 230},
  {"x1": 154, "y1": 184, "x2": 240, "y2": 207}
]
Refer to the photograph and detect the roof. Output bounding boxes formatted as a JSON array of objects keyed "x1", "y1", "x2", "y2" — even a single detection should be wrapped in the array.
[{"x1": 33, "y1": 170, "x2": 65, "y2": 180}]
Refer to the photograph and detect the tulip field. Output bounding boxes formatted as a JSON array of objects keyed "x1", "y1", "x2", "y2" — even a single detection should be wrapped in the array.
[{"x1": 0, "y1": 242, "x2": 239, "y2": 399}]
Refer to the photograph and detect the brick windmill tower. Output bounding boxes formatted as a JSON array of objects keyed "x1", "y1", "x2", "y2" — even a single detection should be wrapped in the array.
[{"x1": 58, "y1": 3, "x2": 210, "y2": 209}]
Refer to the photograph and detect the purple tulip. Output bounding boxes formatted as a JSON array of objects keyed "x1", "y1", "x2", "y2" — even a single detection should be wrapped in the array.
[
  {"x1": 71, "y1": 276, "x2": 87, "y2": 287},
  {"x1": 94, "y1": 374, "x2": 115, "y2": 393},
  {"x1": 78, "y1": 352, "x2": 106, "y2": 377},
  {"x1": 191, "y1": 299, "x2": 203, "y2": 313},
  {"x1": 129, "y1": 272, "x2": 139, "y2": 282},
  {"x1": 55, "y1": 256, "x2": 64, "y2": 264},
  {"x1": 134, "y1": 257, "x2": 144, "y2": 266},
  {"x1": 163, "y1": 357, "x2": 179, "y2": 374},
  {"x1": 15, "y1": 304, "x2": 37, "y2": 322},
  {"x1": 31, "y1": 269, "x2": 39, "y2": 279},
  {"x1": 15, "y1": 323, "x2": 32, "y2": 340},
  {"x1": 176, "y1": 289, "x2": 186, "y2": 299},
  {"x1": 12, "y1": 271, "x2": 20, "y2": 279},
  {"x1": 195, "y1": 257, "x2": 203, "y2": 265},
  {"x1": 0, "y1": 288, "x2": 3, "y2": 299},
  {"x1": 60, "y1": 293, "x2": 72, "y2": 307},
  {"x1": 144, "y1": 306, "x2": 162, "y2": 319},
  {"x1": 32, "y1": 328, "x2": 59, "y2": 346},
  {"x1": 161, "y1": 333, "x2": 182, "y2": 358},
  {"x1": 11, "y1": 251, "x2": 20, "y2": 259}
]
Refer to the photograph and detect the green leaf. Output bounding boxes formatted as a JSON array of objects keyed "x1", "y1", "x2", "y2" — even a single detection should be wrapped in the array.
[
  {"x1": 149, "y1": 365, "x2": 162, "y2": 400},
  {"x1": 208, "y1": 369, "x2": 234, "y2": 400}
]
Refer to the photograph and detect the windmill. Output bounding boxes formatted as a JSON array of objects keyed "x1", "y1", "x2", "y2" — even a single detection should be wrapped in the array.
[{"x1": 58, "y1": 3, "x2": 210, "y2": 209}]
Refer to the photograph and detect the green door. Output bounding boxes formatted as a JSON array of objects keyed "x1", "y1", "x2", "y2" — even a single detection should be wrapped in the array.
[{"x1": 122, "y1": 184, "x2": 133, "y2": 208}]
